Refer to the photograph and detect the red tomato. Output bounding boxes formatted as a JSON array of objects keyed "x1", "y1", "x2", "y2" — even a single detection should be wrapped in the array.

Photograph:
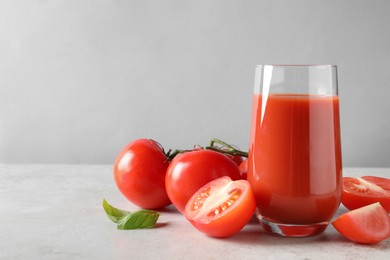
[
  {"x1": 342, "y1": 176, "x2": 390, "y2": 212},
  {"x1": 113, "y1": 139, "x2": 171, "y2": 209},
  {"x1": 165, "y1": 149, "x2": 242, "y2": 213},
  {"x1": 239, "y1": 159, "x2": 248, "y2": 179},
  {"x1": 184, "y1": 176, "x2": 256, "y2": 237},
  {"x1": 218, "y1": 146, "x2": 244, "y2": 166},
  {"x1": 332, "y1": 202, "x2": 390, "y2": 244},
  {"x1": 224, "y1": 153, "x2": 244, "y2": 166},
  {"x1": 231, "y1": 155, "x2": 244, "y2": 166}
]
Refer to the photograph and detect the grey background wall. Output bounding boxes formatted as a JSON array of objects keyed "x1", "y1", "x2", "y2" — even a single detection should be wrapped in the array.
[{"x1": 1, "y1": 0, "x2": 390, "y2": 166}]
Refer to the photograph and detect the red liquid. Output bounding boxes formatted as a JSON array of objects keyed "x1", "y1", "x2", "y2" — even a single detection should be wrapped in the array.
[{"x1": 248, "y1": 94, "x2": 342, "y2": 224}]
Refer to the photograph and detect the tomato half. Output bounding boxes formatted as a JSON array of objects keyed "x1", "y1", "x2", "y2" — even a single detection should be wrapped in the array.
[
  {"x1": 113, "y1": 139, "x2": 171, "y2": 209},
  {"x1": 165, "y1": 149, "x2": 242, "y2": 213},
  {"x1": 342, "y1": 176, "x2": 390, "y2": 212},
  {"x1": 332, "y1": 202, "x2": 390, "y2": 244},
  {"x1": 184, "y1": 176, "x2": 256, "y2": 238}
]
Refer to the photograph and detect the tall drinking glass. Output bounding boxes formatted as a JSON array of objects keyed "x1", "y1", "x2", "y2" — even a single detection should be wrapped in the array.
[{"x1": 248, "y1": 65, "x2": 342, "y2": 237}]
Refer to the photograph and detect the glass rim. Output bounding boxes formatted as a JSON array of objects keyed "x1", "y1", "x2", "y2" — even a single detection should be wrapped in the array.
[{"x1": 256, "y1": 64, "x2": 337, "y2": 68}]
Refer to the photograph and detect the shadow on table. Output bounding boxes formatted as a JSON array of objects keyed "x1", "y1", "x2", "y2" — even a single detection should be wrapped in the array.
[{"x1": 221, "y1": 215, "x2": 390, "y2": 250}]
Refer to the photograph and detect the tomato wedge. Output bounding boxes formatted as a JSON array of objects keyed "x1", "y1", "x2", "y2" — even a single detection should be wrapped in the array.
[
  {"x1": 184, "y1": 176, "x2": 256, "y2": 238},
  {"x1": 342, "y1": 176, "x2": 390, "y2": 212},
  {"x1": 332, "y1": 202, "x2": 390, "y2": 244}
]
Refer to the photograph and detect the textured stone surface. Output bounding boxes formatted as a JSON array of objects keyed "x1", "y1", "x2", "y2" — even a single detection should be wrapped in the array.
[{"x1": 1, "y1": 165, "x2": 389, "y2": 259}]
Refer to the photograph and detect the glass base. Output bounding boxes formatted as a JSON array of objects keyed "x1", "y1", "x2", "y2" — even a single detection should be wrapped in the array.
[{"x1": 257, "y1": 214, "x2": 329, "y2": 237}]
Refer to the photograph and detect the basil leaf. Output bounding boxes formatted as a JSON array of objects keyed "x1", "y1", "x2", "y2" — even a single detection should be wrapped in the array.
[
  {"x1": 102, "y1": 199, "x2": 130, "y2": 223},
  {"x1": 117, "y1": 210, "x2": 160, "y2": 230}
]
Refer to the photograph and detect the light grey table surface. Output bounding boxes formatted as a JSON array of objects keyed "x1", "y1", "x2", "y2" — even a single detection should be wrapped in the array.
[{"x1": 1, "y1": 165, "x2": 389, "y2": 260}]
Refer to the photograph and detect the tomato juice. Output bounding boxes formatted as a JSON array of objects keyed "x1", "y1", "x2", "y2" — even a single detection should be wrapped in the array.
[{"x1": 248, "y1": 94, "x2": 342, "y2": 224}]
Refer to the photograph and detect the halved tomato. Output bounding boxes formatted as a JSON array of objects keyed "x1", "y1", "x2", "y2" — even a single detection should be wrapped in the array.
[
  {"x1": 184, "y1": 176, "x2": 256, "y2": 238},
  {"x1": 342, "y1": 176, "x2": 390, "y2": 212},
  {"x1": 332, "y1": 202, "x2": 390, "y2": 244}
]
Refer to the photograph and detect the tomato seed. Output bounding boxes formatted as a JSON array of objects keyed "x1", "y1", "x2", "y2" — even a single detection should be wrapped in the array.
[
  {"x1": 348, "y1": 182, "x2": 371, "y2": 194},
  {"x1": 191, "y1": 187, "x2": 211, "y2": 210},
  {"x1": 207, "y1": 189, "x2": 242, "y2": 217}
]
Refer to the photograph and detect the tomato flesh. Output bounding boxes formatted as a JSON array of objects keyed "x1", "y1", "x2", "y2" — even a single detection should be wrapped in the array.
[
  {"x1": 184, "y1": 176, "x2": 256, "y2": 238},
  {"x1": 332, "y1": 202, "x2": 390, "y2": 244},
  {"x1": 342, "y1": 176, "x2": 390, "y2": 212}
]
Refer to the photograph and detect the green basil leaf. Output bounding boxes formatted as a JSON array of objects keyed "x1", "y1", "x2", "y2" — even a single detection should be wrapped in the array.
[
  {"x1": 102, "y1": 199, "x2": 130, "y2": 223},
  {"x1": 117, "y1": 210, "x2": 160, "y2": 230}
]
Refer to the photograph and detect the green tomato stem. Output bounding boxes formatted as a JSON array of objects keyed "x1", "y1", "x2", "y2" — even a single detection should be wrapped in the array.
[
  {"x1": 165, "y1": 149, "x2": 191, "y2": 161},
  {"x1": 165, "y1": 138, "x2": 248, "y2": 161},
  {"x1": 205, "y1": 138, "x2": 248, "y2": 158}
]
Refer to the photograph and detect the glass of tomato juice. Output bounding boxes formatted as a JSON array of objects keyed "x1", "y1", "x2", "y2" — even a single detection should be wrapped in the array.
[{"x1": 248, "y1": 65, "x2": 343, "y2": 237}]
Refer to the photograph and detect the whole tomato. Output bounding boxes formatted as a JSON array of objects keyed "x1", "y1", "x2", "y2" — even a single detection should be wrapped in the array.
[
  {"x1": 165, "y1": 149, "x2": 242, "y2": 213},
  {"x1": 220, "y1": 148, "x2": 244, "y2": 166},
  {"x1": 226, "y1": 154, "x2": 244, "y2": 166},
  {"x1": 113, "y1": 139, "x2": 171, "y2": 209},
  {"x1": 239, "y1": 159, "x2": 248, "y2": 179}
]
